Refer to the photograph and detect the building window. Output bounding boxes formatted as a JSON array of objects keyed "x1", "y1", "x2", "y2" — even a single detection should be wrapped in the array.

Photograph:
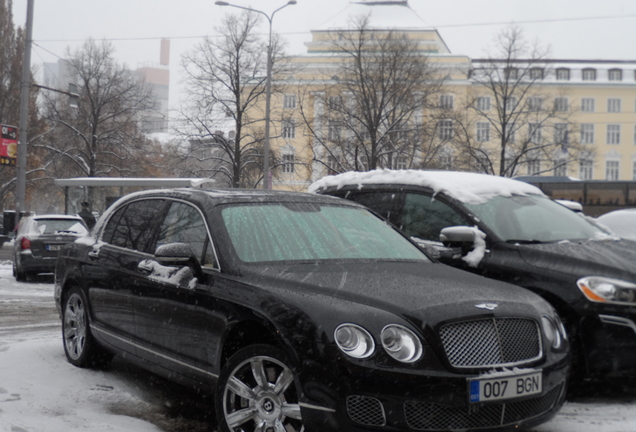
[
  {"x1": 608, "y1": 68, "x2": 623, "y2": 81},
  {"x1": 580, "y1": 160, "x2": 593, "y2": 180},
  {"x1": 326, "y1": 155, "x2": 339, "y2": 175},
  {"x1": 607, "y1": 124, "x2": 621, "y2": 145},
  {"x1": 328, "y1": 96, "x2": 342, "y2": 111},
  {"x1": 395, "y1": 155, "x2": 407, "y2": 170},
  {"x1": 581, "y1": 98, "x2": 595, "y2": 112},
  {"x1": 282, "y1": 120, "x2": 296, "y2": 139},
  {"x1": 527, "y1": 159, "x2": 541, "y2": 175},
  {"x1": 580, "y1": 123, "x2": 595, "y2": 144},
  {"x1": 328, "y1": 121, "x2": 341, "y2": 141},
  {"x1": 476, "y1": 122, "x2": 490, "y2": 142},
  {"x1": 440, "y1": 94, "x2": 454, "y2": 110},
  {"x1": 556, "y1": 68, "x2": 570, "y2": 81},
  {"x1": 528, "y1": 123, "x2": 542, "y2": 144},
  {"x1": 553, "y1": 160, "x2": 567, "y2": 177},
  {"x1": 528, "y1": 97, "x2": 543, "y2": 111},
  {"x1": 554, "y1": 97, "x2": 568, "y2": 112},
  {"x1": 554, "y1": 123, "x2": 569, "y2": 145},
  {"x1": 606, "y1": 160, "x2": 620, "y2": 180},
  {"x1": 530, "y1": 68, "x2": 544, "y2": 80},
  {"x1": 283, "y1": 94, "x2": 296, "y2": 109},
  {"x1": 282, "y1": 153, "x2": 295, "y2": 173},
  {"x1": 582, "y1": 68, "x2": 596, "y2": 81},
  {"x1": 504, "y1": 96, "x2": 518, "y2": 111},
  {"x1": 437, "y1": 120, "x2": 454, "y2": 140},
  {"x1": 608, "y1": 98, "x2": 622, "y2": 113},
  {"x1": 476, "y1": 96, "x2": 491, "y2": 111},
  {"x1": 505, "y1": 67, "x2": 519, "y2": 80}
]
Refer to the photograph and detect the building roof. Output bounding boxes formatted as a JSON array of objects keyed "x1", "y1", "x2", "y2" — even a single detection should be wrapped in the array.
[{"x1": 314, "y1": 0, "x2": 430, "y2": 32}]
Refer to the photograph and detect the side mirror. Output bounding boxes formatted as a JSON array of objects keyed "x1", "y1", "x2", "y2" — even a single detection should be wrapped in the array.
[
  {"x1": 155, "y1": 242, "x2": 203, "y2": 280},
  {"x1": 440, "y1": 226, "x2": 477, "y2": 246}
]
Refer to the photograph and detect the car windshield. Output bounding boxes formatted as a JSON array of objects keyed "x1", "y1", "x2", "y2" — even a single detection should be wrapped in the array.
[
  {"x1": 221, "y1": 202, "x2": 429, "y2": 263},
  {"x1": 464, "y1": 194, "x2": 606, "y2": 243},
  {"x1": 35, "y1": 219, "x2": 87, "y2": 235}
]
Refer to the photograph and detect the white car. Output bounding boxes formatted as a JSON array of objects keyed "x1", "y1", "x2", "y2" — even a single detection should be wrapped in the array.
[{"x1": 596, "y1": 208, "x2": 636, "y2": 241}]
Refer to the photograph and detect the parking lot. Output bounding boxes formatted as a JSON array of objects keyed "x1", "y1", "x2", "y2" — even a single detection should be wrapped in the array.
[{"x1": 2, "y1": 246, "x2": 636, "y2": 432}]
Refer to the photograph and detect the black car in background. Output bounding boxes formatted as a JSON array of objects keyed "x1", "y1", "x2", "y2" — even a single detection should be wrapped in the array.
[
  {"x1": 311, "y1": 169, "x2": 636, "y2": 383},
  {"x1": 13, "y1": 214, "x2": 87, "y2": 281},
  {"x1": 54, "y1": 188, "x2": 568, "y2": 432}
]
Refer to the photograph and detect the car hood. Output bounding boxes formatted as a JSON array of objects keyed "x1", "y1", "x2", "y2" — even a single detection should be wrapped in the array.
[
  {"x1": 516, "y1": 238, "x2": 636, "y2": 281},
  {"x1": 246, "y1": 261, "x2": 551, "y2": 323}
]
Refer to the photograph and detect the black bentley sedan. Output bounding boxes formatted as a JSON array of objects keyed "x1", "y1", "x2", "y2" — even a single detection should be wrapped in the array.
[
  {"x1": 54, "y1": 188, "x2": 569, "y2": 432},
  {"x1": 311, "y1": 169, "x2": 636, "y2": 384}
]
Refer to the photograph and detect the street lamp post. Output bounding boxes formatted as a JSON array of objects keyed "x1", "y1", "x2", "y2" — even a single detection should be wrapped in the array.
[{"x1": 215, "y1": 0, "x2": 296, "y2": 189}]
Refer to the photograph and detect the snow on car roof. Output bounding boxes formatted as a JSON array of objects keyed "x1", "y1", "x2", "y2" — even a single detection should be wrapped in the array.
[{"x1": 308, "y1": 169, "x2": 545, "y2": 205}]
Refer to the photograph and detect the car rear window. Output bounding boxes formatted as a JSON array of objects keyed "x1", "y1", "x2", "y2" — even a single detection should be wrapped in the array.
[
  {"x1": 34, "y1": 219, "x2": 87, "y2": 235},
  {"x1": 221, "y1": 203, "x2": 429, "y2": 263}
]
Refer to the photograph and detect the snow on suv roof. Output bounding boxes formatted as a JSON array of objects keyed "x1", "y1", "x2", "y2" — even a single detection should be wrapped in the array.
[{"x1": 308, "y1": 169, "x2": 545, "y2": 205}]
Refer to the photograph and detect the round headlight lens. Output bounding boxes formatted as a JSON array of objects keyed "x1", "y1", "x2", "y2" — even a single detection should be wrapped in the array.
[
  {"x1": 334, "y1": 324, "x2": 375, "y2": 358},
  {"x1": 541, "y1": 316, "x2": 562, "y2": 349},
  {"x1": 577, "y1": 276, "x2": 636, "y2": 305},
  {"x1": 381, "y1": 324, "x2": 423, "y2": 363}
]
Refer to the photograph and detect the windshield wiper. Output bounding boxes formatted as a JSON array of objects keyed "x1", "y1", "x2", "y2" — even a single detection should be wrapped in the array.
[{"x1": 505, "y1": 239, "x2": 547, "y2": 244}]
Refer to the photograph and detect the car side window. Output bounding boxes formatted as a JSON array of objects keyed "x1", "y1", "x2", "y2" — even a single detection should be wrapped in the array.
[
  {"x1": 156, "y1": 201, "x2": 218, "y2": 269},
  {"x1": 400, "y1": 193, "x2": 469, "y2": 241},
  {"x1": 345, "y1": 192, "x2": 402, "y2": 226},
  {"x1": 107, "y1": 199, "x2": 165, "y2": 253}
]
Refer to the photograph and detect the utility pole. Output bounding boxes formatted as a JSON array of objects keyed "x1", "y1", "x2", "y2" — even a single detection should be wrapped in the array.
[{"x1": 16, "y1": 0, "x2": 34, "y2": 213}]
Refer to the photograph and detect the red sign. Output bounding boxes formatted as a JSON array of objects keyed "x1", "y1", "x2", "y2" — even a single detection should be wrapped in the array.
[{"x1": 1, "y1": 125, "x2": 17, "y2": 166}]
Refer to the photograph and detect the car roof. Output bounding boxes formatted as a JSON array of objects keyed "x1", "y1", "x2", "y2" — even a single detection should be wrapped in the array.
[
  {"x1": 30, "y1": 214, "x2": 84, "y2": 220},
  {"x1": 111, "y1": 187, "x2": 355, "y2": 208},
  {"x1": 309, "y1": 169, "x2": 545, "y2": 205}
]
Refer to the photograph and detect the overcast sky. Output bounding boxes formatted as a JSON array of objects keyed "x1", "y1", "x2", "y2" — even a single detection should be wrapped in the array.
[{"x1": 11, "y1": 0, "x2": 636, "y2": 108}]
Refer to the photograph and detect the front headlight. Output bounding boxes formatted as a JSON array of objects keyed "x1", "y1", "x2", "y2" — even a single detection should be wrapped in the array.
[
  {"x1": 577, "y1": 276, "x2": 636, "y2": 305},
  {"x1": 334, "y1": 323, "x2": 375, "y2": 358},
  {"x1": 381, "y1": 324, "x2": 423, "y2": 363}
]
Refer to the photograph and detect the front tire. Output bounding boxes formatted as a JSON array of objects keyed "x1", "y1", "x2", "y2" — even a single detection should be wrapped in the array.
[
  {"x1": 62, "y1": 286, "x2": 113, "y2": 368},
  {"x1": 215, "y1": 344, "x2": 304, "y2": 432}
]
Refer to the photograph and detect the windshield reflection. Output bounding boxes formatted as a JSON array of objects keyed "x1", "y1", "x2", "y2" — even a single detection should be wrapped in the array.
[{"x1": 465, "y1": 195, "x2": 607, "y2": 243}]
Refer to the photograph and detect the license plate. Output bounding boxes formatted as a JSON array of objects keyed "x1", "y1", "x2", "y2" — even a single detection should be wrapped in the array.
[
  {"x1": 46, "y1": 244, "x2": 62, "y2": 251},
  {"x1": 468, "y1": 371, "x2": 542, "y2": 403}
]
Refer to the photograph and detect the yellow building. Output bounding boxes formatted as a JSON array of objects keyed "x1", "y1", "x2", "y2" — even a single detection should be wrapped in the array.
[{"x1": 262, "y1": 0, "x2": 636, "y2": 191}]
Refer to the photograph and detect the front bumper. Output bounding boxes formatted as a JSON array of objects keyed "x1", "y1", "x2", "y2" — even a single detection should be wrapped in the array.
[
  {"x1": 579, "y1": 310, "x2": 636, "y2": 378},
  {"x1": 297, "y1": 352, "x2": 569, "y2": 432}
]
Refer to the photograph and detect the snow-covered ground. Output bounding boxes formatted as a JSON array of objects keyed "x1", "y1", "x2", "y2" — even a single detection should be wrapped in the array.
[{"x1": 1, "y1": 261, "x2": 636, "y2": 431}]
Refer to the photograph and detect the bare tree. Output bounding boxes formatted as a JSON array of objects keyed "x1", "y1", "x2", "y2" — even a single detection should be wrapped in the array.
[
  {"x1": 178, "y1": 10, "x2": 290, "y2": 188},
  {"x1": 452, "y1": 26, "x2": 583, "y2": 177},
  {"x1": 298, "y1": 16, "x2": 446, "y2": 176},
  {"x1": 40, "y1": 40, "x2": 157, "y2": 202}
]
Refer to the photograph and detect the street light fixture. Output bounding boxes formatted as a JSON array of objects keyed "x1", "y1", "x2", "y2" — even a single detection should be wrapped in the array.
[{"x1": 215, "y1": 0, "x2": 297, "y2": 189}]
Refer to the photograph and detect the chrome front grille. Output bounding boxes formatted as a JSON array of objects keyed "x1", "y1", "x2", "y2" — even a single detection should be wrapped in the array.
[{"x1": 439, "y1": 318, "x2": 542, "y2": 368}]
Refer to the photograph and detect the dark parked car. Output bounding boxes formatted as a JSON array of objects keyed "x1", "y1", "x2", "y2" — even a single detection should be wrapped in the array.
[
  {"x1": 13, "y1": 214, "x2": 87, "y2": 281},
  {"x1": 311, "y1": 169, "x2": 636, "y2": 383},
  {"x1": 54, "y1": 188, "x2": 568, "y2": 432}
]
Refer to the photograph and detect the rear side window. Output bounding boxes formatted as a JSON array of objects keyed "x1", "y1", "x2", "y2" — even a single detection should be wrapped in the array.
[
  {"x1": 104, "y1": 199, "x2": 165, "y2": 252},
  {"x1": 345, "y1": 192, "x2": 402, "y2": 226},
  {"x1": 400, "y1": 193, "x2": 469, "y2": 241}
]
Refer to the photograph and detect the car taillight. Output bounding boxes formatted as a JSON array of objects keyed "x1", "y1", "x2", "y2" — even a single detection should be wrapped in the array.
[{"x1": 20, "y1": 237, "x2": 31, "y2": 250}]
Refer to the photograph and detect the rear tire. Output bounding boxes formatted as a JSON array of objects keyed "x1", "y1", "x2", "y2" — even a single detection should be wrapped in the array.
[
  {"x1": 62, "y1": 286, "x2": 113, "y2": 368},
  {"x1": 14, "y1": 261, "x2": 27, "y2": 282},
  {"x1": 215, "y1": 344, "x2": 304, "y2": 432}
]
